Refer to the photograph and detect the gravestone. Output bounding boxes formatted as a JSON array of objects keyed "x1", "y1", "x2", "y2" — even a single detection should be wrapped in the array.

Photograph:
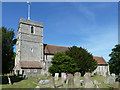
[
  {"x1": 36, "y1": 86, "x2": 40, "y2": 88},
  {"x1": 84, "y1": 73, "x2": 90, "y2": 84},
  {"x1": 39, "y1": 80, "x2": 49, "y2": 85},
  {"x1": 61, "y1": 73, "x2": 66, "y2": 83},
  {"x1": 103, "y1": 76, "x2": 108, "y2": 84},
  {"x1": 108, "y1": 76, "x2": 114, "y2": 86},
  {"x1": 67, "y1": 74, "x2": 74, "y2": 88},
  {"x1": 55, "y1": 73, "x2": 59, "y2": 80},
  {"x1": 111, "y1": 73, "x2": 115, "y2": 79},
  {"x1": 94, "y1": 80, "x2": 99, "y2": 88},
  {"x1": 7, "y1": 75, "x2": 11, "y2": 85},
  {"x1": 74, "y1": 72, "x2": 81, "y2": 88},
  {"x1": 113, "y1": 82, "x2": 119, "y2": 88},
  {"x1": 49, "y1": 76, "x2": 55, "y2": 88},
  {"x1": 103, "y1": 72, "x2": 106, "y2": 77},
  {"x1": 84, "y1": 80, "x2": 94, "y2": 88}
]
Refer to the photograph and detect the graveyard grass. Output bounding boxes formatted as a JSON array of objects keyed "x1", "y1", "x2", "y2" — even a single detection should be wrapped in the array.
[{"x1": 2, "y1": 75, "x2": 118, "y2": 88}]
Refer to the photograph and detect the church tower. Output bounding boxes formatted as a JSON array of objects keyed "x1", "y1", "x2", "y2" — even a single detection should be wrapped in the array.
[{"x1": 14, "y1": 18, "x2": 44, "y2": 74}]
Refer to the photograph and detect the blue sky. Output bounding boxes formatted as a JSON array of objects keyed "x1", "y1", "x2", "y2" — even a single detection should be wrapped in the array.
[{"x1": 2, "y1": 2, "x2": 118, "y2": 62}]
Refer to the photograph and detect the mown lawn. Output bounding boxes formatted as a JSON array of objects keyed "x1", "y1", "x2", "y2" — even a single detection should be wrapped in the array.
[
  {"x1": 2, "y1": 75, "x2": 48, "y2": 88},
  {"x1": 1, "y1": 75, "x2": 116, "y2": 88}
]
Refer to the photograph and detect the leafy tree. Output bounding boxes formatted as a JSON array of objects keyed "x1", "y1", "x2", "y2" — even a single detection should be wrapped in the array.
[
  {"x1": 108, "y1": 44, "x2": 120, "y2": 75},
  {"x1": 65, "y1": 46, "x2": 97, "y2": 75},
  {"x1": 48, "y1": 46, "x2": 97, "y2": 76},
  {"x1": 48, "y1": 52, "x2": 76, "y2": 75},
  {"x1": 2, "y1": 27, "x2": 16, "y2": 74}
]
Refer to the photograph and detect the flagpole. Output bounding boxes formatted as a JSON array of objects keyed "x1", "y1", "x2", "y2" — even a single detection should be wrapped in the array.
[{"x1": 27, "y1": 1, "x2": 31, "y2": 20}]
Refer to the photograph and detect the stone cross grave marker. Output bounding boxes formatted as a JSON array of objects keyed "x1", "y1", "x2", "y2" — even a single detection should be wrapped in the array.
[
  {"x1": 74, "y1": 72, "x2": 81, "y2": 88},
  {"x1": 67, "y1": 74, "x2": 74, "y2": 88},
  {"x1": 49, "y1": 76, "x2": 55, "y2": 88},
  {"x1": 55, "y1": 73, "x2": 59, "y2": 80}
]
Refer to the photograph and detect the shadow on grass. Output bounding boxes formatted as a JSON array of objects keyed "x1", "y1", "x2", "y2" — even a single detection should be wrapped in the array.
[{"x1": 1, "y1": 76, "x2": 23, "y2": 84}]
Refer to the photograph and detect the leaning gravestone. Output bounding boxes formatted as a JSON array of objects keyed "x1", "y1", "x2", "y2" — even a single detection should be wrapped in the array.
[
  {"x1": 84, "y1": 73, "x2": 90, "y2": 84},
  {"x1": 67, "y1": 74, "x2": 74, "y2": 88},
  {"x1": 61, "y1": 73, "x2": 66, "y2": 83},
  {"x1": 74, "y1": 72, "x2": 81, "y2": 88},
  {"x1": 55, "y1": 73, "x2": 59, "y2": 80},
  {"x1": 7, "y1": 75, "x2": 12, "y2": 85},
  {"x1": 49, "y1": 76, "x2": 55, "y2": 88}
]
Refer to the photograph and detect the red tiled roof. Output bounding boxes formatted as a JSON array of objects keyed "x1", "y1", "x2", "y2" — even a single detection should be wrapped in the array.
[
  {"x1": 20, "y1": 61, "x2": 42, "y2": 69},
  {"x1": 93, "y1": 56, "x2": 108, "y2": 65},
  {"x1": 44, "y1": 44, "x2": 69, "y2": 54},
  {"x1": 44, "y1": 44, "x2": 108, "y2": 65}
]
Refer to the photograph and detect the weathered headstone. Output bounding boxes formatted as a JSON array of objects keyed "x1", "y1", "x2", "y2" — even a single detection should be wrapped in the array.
[
  {"x1": 108, "y1": 76, "x2": 115, "y2": 86},
  {"x1": 74, "y1": 72, "x2": 81, "y2": 88},
  {"x1": 67, "y1": 74, "x2": 74, "y2": 88},
  {"x1": 84, "y1": 80, "x2": 94, "y2": 88},
  {"x1": 103, "y1": 76, "x2": 108, "y2": 84},
  {"x1": 55, "y1": 73, "x2": 59, "y2": 80},
  {"x1": 103, "y1": 72, "x2": 106, "y2": 77},
  {"x1": 61, "y1": 73, "x2": 66, "y2": 83},
  {"x1": 84, "y1": 73, "x2": 90, "y2": 84},
  {"x1": 49, "y1": 76, "x2": 55, "y2": 88},
  {"x1": 111, "y1": 73, "x2": 115, "y2": 79}
]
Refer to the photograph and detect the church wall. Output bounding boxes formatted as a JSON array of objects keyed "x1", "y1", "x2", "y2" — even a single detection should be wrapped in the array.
[
  {"x1": 22, "y1": 68, "x2": 42, "y2": 78},
  {"x1": 20, "y1": 41, "x2": 42, "y2": 61},
  {"x1": 92, "y1": 64, "x2": 110, "y2": 75},
  {"x1": 44, "y1": 54, "x2": 54, "y2": 61},
  {"x1": 17, "y1": 19, "x2": 44, "y2": 62}
]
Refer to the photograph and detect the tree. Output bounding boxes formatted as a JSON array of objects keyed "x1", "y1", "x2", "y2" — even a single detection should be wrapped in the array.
[
  {"x1": 65, "y1": 46, "x2": 97, "y2": 75},
  {"x1": 2, "y1": 27, "x2": 17, "y2": 74},
  {"x1": 48, "y1": 52, "x2": 76, "y2": 75},
  {"x1": 48, "y1": 46, "x2": 97, "y2": 76},
  {"x1": 108, "y1": 44, "x2": 120, "y2": 75}
]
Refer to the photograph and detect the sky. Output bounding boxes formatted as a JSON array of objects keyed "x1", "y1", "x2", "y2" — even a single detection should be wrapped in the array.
[{"x1": 2, "y1": 2, "x2": 118, "y2": 62}]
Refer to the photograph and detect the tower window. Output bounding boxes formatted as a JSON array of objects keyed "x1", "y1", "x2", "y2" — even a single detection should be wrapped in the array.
[
  {"x1": 31, "y1": 26, "x2": 34, "y2": 34},
  {"x1": 31, "y1": 48, "x2": 33, "y2": 52}
]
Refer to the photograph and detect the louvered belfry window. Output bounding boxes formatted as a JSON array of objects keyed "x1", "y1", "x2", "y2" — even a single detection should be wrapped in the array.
[{"x1": 31, "y1": 26, "x2": 34, "y2": 34}]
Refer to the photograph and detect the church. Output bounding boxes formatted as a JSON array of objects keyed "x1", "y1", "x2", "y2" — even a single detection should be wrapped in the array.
[{"x1": 13, "y1": 18, "x2": 110, "y2": 77}]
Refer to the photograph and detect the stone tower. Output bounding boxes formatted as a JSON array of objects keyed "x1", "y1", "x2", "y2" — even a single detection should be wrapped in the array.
[{"x1": 15, "y1": 18, "x2": 44, "y2": 69}]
